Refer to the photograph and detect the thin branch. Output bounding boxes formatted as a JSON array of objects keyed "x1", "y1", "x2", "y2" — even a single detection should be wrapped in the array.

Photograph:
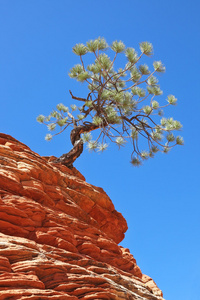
[{"x1": 69, "y1": 90, "x2": 87, "y2": 102}]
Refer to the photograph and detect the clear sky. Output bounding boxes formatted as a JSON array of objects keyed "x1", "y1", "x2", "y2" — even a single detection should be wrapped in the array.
[{"x1": 1, "y1": 1, "x2": 200, "y2": 299}]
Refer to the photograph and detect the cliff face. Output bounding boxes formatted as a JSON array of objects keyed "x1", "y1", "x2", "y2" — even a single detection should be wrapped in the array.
[{"x1": 0, "y1": 133, "x2": 164, "y2": 300}]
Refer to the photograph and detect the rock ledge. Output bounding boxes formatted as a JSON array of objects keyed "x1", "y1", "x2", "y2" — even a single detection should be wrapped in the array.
[{"x1": 0, "y1": 133, "x2": 164, "y2": 299}]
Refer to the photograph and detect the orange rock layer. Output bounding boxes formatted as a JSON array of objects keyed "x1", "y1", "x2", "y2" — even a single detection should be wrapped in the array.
[{"x1": 0, "y1": 133, "x2": 164, "y2": 299}]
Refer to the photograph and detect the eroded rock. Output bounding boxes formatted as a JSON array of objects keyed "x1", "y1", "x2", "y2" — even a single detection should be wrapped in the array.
[{"x1": 0, "y1": 133, "x2": 164, "y2": 299}]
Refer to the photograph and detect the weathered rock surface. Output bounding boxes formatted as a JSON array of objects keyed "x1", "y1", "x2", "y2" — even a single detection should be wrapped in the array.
[{"x1": 0, "y1": 133, "x2": 164, "y2": 299}]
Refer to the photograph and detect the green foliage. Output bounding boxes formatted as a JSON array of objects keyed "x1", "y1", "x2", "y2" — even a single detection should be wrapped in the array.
[
  {"x1": 45, "y1": 134, "x2": 52, "y2": 141},
  {"x1": 153, "y1": 61, "x2": 166, "y2": 73},
  {"x1": 47, "y1": 123, "x2": 56, "y2": 131},
  {"x1": 70, "y1": 104, "x2": 77, "y2": 111},
  {"x1": 115, "y1": 137, "x2": 126, "y2": 147},
  {"x1": 77, "y1": 72, "x2": 90, "y2": 82},
  {"x1": 85, "y1": 100, "x2": 93, "y2": 107},
  {"x1": 97, "y1": 143, "x2": 108, "y2": 152},
  {"x1": 152, "y1": 100, "x2": 159, "y2": 109},
  {"x1": 139, "y1": 64, "x2": 150, "y2": 75},
  {"x1": 125, "y1": 48, "x2": 138, "y2": 63},
  {"x1": 131, "y1": 87, "x2": 146, "y2": 97},
  {"x1": 143, "y1": 105, "x2": 152, "y2": 114},
  {"x1": 130, "y1": 66, "x2": 141, "y2": 82},
  {"x1": 141, "y1": 151, "x2": 149, "y2": 160},
  {"x1": 164, "y1": 118, "x2": 182, "y2": 130},
  {"x1": 77, "y1": 114, "x2": 85, "y2": 120},
  {"x1": 166, "y1": 133, "x2": 175, "y2": 142},
  {"x1": 139, "y1": 42, "x2": 153, "y2": 56},
  {"x1": 57, "y1": 118, "x2": 68, "y2": 126},
  {"x1": 176, "y1": 136, "x2": 184, "y2": 145},
  {"x1": 37, "y1": 115, "x2": 45, "y2": 123},
  {"x1": 56, "y1": 103, "x2": 69, "y2": 112},
  {"x1": 167, "y1": 95, "x2": 177, "y2": 105},
  {"x1": 131, "y1": 128, "x2": 138, "y2": 140},
  {"x1": 38, "y1": 37, "x2": 183, "y2": 166},
  {"x1": 151, "y1": 145, "x2": 159, "y2": 153},
  {"x1": 111, "y1": 40, "x2": 125, "y2": 53},
  {"x1": 92, "y1": 116, "x2": 102, "y2": 125},
  {"x1": 96, "y1": 53, "x2": 112, "y2": 70},
  {"x1": 87, "y1": 140, "x2": 98, "y2": 151},
  {"x1": 151, "y1": 131, "x2": 163, "y2": 141},
  {"x1": 86, "y1": 37, "x2": 108, "y2": 52},
  {"x1": 131, "y1": 157, "x2": 142, "y2": 167},
  {"x1": 72, "y1": 43, "x2": 88, "y2": 56},
  {"x1": 82, "y1": 133, "x2": 92, "y2": 143},
  {"x1": 69, "y1": 64, "x2": 84, "y2": 78},
  {"x1": 147, "y1": 76, "x2": 158, "y2": 86}
]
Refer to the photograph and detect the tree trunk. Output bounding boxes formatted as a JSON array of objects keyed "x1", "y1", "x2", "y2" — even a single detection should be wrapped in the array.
[{"x1": 54, "y1": 123, "x2": 99, "y2": 168}]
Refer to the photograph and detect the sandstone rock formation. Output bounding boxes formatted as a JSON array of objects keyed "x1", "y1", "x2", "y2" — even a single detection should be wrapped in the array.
[{"x1": 0, "y1": 133, "x2": 164, "y2": 299}]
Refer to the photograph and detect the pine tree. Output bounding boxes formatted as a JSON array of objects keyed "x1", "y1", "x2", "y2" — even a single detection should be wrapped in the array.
[{"x1": 37, "y1": 37, "x2": 183, "y2": 168}]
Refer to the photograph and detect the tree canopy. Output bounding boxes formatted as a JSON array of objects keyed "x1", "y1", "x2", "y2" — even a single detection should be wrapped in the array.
[{"x1": 37, "y1": 37, "x2": 183, "y2": 168}]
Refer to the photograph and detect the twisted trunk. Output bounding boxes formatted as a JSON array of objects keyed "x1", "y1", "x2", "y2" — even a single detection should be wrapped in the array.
[{"x1": 54, "y1": 123, "x2": 99, "y2": 168}]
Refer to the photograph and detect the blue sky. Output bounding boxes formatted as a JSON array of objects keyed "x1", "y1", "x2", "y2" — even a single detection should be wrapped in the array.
[{"x1": 1, "y1": 1, "x2": 200, "y2": 299}]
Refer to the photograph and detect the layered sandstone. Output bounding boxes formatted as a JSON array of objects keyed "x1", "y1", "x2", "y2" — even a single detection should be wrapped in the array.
[{"x1": 0, "y1": 133, "x2": 164, "y2": 299}]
